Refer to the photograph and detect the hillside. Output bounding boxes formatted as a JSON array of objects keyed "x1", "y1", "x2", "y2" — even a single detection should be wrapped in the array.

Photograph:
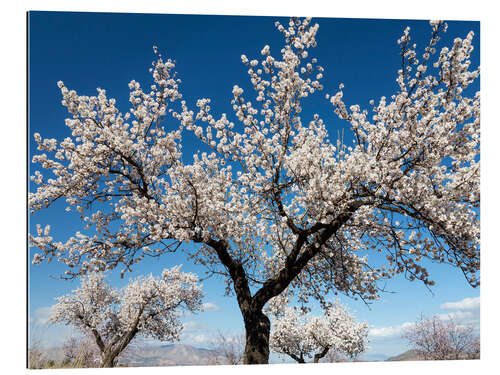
[
  {"x1": 386, "y1": 350, "x2": 421, "y2": 362},
  {"x1": 118, "y1": 344, "x2": 225, "y2": 367},
  {"x1": 41, "y1": 343, "x2": 426, "y2": 367}
]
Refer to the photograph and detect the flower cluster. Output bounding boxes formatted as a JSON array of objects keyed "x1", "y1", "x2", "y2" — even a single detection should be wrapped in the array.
[{"x1": 327, "y1": 20, "x2": 480, "y2": 288}]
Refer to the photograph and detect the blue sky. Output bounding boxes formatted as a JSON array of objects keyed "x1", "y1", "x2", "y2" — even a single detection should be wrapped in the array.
[{"x1": 28, "y1": 11, "x2": 480, "y2": 362}]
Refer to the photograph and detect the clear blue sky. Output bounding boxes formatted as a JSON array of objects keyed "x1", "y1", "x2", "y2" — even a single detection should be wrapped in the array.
[{"x1": 28, "y1": 11, "x2": 480, "y2": 361}]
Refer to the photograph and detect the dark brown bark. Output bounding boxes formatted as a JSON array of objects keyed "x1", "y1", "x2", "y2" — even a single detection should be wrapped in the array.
[
  {"x1": 98, "y1": 307, "x2": 143, "y2": 367},
  {"x1": 242, "y1": 310, "x2": 271, "y2": 364},
  {"x1": 289, "y1": 352, "x2": 306, "y2": 363},
  {"x1": 100, "y1": 327, "x2": 138, "y2": 368},
  {"x1": 101, "y1": 355, "x2": 117, "y2": 368},
  {"x1": 201, "y1": 238, "x2": 270, "y2": 364},
  {"x1": 313, "y1": 347, "x2": 330, "y2": 363}
]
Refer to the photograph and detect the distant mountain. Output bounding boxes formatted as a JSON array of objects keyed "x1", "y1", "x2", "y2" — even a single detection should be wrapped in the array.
[
  {"x1": 44, "y1": 343, "x2": 423, "y2": 367},
  {"x1": 118, "y1": 343, "x2": 225, "y2": 367},
  {"x1": 386, "y1": 349, "x2": 421, "y2": 362}
]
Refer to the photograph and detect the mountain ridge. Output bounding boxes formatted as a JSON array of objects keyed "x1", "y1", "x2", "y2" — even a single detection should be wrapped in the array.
[
  {"x1": 119, "y1": 343, "x2": 223, "y2": 366},
  {"x1": 386, "y1": 349, "x2": 421, "y2": 361},
  {"x1": 43, "y1": 343, "x2": 422, "y2": 366}
]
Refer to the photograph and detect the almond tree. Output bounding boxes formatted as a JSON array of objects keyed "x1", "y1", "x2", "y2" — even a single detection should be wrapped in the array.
[
  {"x1": 60, "y1": 335, "x2": 101, "y2": 367},
  {"x1": 30, "y1": 17, "x2": 480, "y2": 364},
  {"x1": 49, "y1": 267, "x2": 203, "y2": 367},
  {"x1": 269, "y1": 299, "x2": 368, "y2": 363},
  {"x1": 208, "y1": 331, "x2": 246, "y2": 365},
  {"x1": 402, "y1": 314, "x2": 480, "y2": 360}
]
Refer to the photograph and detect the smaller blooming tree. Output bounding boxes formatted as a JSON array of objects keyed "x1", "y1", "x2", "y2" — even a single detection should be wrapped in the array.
[
  {"x1": 208, "y1": 331, "x2": 246, "y2": 365},
  {"x1": 60, "y1": 335, "x2": 101, "y2": 367},
  {"x1": 49, "y1": 266, "x2": 203, "y2": 367},
  {"x1": 269, "y1": 299, "x2": 369, "y2": 363},
  {"x1": 402, "y1": 314, "x2": 480, "y2": 360}
]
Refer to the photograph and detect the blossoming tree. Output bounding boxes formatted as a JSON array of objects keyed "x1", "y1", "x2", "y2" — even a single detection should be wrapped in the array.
[
  {"x1": 48, "y1": 267, "x2": 203, "y2": 367},
  {"x1": 60, "y1": 334, "x2": 102, "y2": 367},
  {"x1": 269, "y1": 300, "x2": 369, "y2": 363},
  {"x1": 402, "y1": 314, "x2": 480, "y2": 360},
  {"x1": 30, "y1": 17, "x2": 479, "y2": 364}
]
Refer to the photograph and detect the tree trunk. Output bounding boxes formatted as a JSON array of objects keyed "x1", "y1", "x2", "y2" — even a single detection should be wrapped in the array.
[
  {"x1": 243, "y1": 310, "x2": 271, "y2": 364},
  {"x1": 101, "y1": 354, "x2": 116, "y2": 368},
  {"x1": 313, "y1": 347, "x2": 330, "y2": 363},
  {"x1": 289, "y1": 353, "x2": 306, "y2": 363},
  {"x1": 203, "y1": 238, "x2": 271, "y2": 364},
  {"x1": 100, "y1": 328, "x2": 138, "y2": 368}
]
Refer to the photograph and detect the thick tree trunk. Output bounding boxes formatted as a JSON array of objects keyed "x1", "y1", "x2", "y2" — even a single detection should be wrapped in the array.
[
  {"x1": 202, "y1": 238, "x2": 271, "y2": 364},
  {"x1": 242, "y1": 310, "x2": 271, "y2": 364},
  {"x1": 289, "y1": 353, "x2": 306, "y2": 363},
  {"x1": 100, "y1": 328, "x2": 139, "y2": 368},
  {"x1": 101, "y1": 354, "x2": 117, "y2": 368},
  {"x1": 313, "y1": 347, "x2": 330, "y2": 363}
]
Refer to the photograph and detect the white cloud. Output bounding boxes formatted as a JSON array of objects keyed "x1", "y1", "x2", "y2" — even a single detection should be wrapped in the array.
[
  {"x1": 179, "y1": 301, "x2": 219, "y2": 317},
  {"x1": 437, "y1": 310, "x2": 474, "y2": 321},
  {"x1": 369, "y1": 322, "x2": 414, "y2": 338},
  {"x1": 440, "y1": 297, "x2": 480, "y2": 312},
  {"x1": 190, "y1": 334, "x2": 211, "y2": 344},
  {"x1": 183, "y1": 321, "x2": 206, "y2": 331},
  {"x1": 202, "y1": 302, "x2": 220, "y2": 311},
  {"x1": 29, "y1": 306, "x2": 73, "y2": 347},
  {"x1": 439, "y1": 296, "x2": 480, "y2": 327},
  {"x1": 366, "y1": 296, "x2": 480, "y2": 358},
  {"x1": 31, "y1": 306, "x2": 54, "y2": 326},
  {"x1": 180, "y1": 321, "x2": 215, "y2": 347}
]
